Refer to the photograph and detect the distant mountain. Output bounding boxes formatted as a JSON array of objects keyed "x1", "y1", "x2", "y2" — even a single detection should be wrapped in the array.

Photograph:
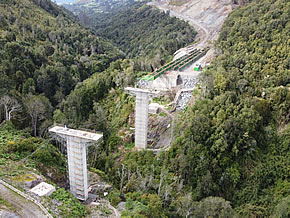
[
  {"x1": 63, "y1": 0, "x2": 139, "y2": 15},
  {"x1": 74, "y1": 0, "x2": 93, "y2": 4}
]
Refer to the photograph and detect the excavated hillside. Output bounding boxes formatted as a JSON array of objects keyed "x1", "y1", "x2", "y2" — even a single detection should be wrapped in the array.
[{"x1": 149, "y1": 0, "x2": 234, "y2": 64}]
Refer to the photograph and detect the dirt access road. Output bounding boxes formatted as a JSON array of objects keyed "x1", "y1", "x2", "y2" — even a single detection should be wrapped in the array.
[
  {"x1": 148, "y1": 0, "x2": 234, "y2": 64},
  {"x1": 0, "y1": 183, "x2": 46, "y2": 218}
]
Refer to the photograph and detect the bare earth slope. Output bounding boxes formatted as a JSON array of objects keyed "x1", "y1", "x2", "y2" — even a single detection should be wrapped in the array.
[{"x1": 149, "y1": 0, "x2": 234, "y2": 64}]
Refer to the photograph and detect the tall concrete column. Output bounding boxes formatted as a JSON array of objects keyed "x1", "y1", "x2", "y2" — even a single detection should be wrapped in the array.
[
  {"x1": 135, "y1": 91, "x2": 149, "y2": 149},
  {"x1": 66, "y1": 136, "x2": 89, "y2": 200},
  {"x1": 125, "y1": 87, "x2": 150, "y2": 149},
  {"x1": 49, "y1": 126, "x2": 103, "y2": 201}
]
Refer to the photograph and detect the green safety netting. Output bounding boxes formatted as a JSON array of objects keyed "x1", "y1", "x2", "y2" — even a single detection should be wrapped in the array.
[{"x1": 141, "y1": 48, "x2": 209, "y2": 81}]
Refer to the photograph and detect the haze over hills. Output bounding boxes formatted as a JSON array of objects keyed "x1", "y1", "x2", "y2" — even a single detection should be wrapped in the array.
[{"x1": 53, "y1": 0, "x2": 77, "y2": 4}]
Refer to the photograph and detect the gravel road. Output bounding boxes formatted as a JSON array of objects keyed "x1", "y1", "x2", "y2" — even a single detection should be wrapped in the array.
[{"x1": 0, "y1": 184, "x2": 46, "y2": 218}]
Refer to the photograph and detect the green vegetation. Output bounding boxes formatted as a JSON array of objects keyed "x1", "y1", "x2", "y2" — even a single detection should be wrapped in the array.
[
  {"x1": 56, "y1": 59, "x2": 136, "y2": 129},
  {"x1": 50, "y1": 188, "x2": 90, "y2": 217},
  {"x1": 0, "y1": 122, "x2": 88, "y2": 217},
  {"x1": 121, "y1": 193, "x2": 166, "y2": 217},
  {"x1": 90, "y1": 0, "x2": 289, "y2": 217},
  {"x1": 0, "y1": 0, "x2": 123, "y2": 134},
  {"x1": 64, "y1": 0, "x2": 138, "y2": 16},
  {"x1": 0, "y1": 0, "x2": 289, "y2": 217},
  {"x1": 0, "y1": 0, "x2": 122, "y2": 105},
  {"x1": 83, "y1": 3, "x2": 197, "y2": 71},
  {"x1": 169, "y1": 0, "x2": 289, "y2": 216},
  {"x1": 0, "y1": 121, "x2": 66, "y2": 182}
]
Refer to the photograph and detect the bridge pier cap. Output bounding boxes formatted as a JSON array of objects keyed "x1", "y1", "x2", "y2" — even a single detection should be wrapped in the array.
[
  {"x1": 49, "y1": 126, "x2": 103, "y2": 201},
  {"x1": 125, "y1": 87, "x2": 150, "y2": 95}
]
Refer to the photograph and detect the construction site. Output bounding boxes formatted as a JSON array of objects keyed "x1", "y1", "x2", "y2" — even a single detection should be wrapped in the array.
[{"x1": 125, "y1": 0, "x2": 234, "y2": 150}]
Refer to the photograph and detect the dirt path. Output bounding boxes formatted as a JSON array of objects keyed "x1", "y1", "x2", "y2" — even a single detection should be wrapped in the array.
[
  {"x1": 148, "y1": 1, "x2": 211, "y2": 62},
  {"x1": 171, "y1": 11, "x2": 210, "y2": 49},
  {"x1": 0, "y1": 184, "x2": 46, "y2": 218},
  {"x1": 106, "y1": 201, "x2": 121, "y2": 218}
]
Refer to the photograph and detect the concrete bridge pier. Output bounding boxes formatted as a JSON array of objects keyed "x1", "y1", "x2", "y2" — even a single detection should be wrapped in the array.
[
  {"x1": 49, "y1": 126, "x2": 103, "y2": 201},
  {"x1": 125, "y1": 87, "x2": 150, "y2": 149}
]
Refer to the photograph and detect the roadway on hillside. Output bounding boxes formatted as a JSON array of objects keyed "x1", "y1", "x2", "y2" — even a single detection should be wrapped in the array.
[
  {"x1": 171, "y1": 12, "x2": 210, "y2": 49},
  {"x1": 148, "y1": 0, "x2": 233, "y2": 64},
  {"x1": 0, "y1": 183, "x2": 46, "y2": 218}
]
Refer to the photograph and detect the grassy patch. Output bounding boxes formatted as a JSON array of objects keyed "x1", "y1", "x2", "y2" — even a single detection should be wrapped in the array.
[
  {"x1": 152, "y1": 96, "x2": 170, "y2": 105},
  {"x1": 125, "y1": 142, "x2": 135, "y2": 150}
]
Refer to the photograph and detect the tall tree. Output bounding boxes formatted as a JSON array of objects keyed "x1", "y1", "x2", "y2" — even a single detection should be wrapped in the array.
[
  {"x1": 23, "y1": 94, "x2": 52, "y2": 136},
  {"x1": 0, "y1": 95, "x2": 21, "y2": 121}
]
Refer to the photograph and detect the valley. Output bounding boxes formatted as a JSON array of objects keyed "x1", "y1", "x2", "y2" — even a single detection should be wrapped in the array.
[{"x1": 0, "y1": 0, "x2": 289, "y2": 217}]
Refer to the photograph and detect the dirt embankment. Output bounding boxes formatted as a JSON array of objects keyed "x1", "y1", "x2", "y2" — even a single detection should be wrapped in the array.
[{"x1": 149, "y1": 0, "x2": 234, "y2": 64}]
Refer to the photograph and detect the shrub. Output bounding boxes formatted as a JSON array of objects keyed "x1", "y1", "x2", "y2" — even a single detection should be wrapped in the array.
[{"x1": 108, "y1": 190, "x2": 121, "y2": 207}]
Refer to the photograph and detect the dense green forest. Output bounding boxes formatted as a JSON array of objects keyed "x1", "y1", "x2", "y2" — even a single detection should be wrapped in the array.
[
  {"x1": 0, "y1": 0, "x2": 122, "y2": 105},
  {"x1": 78, "y1": 2, "x2": 197, "y2": 71},
  {"x1": 0, "y1": 0, "x2": 124, "y2": 134},
  {"x1": 57, "y1": 0, "x2": 289, "y2": 217},
  {"x1": 0, "y1": 0, "x2": 289, "y2": 217}
]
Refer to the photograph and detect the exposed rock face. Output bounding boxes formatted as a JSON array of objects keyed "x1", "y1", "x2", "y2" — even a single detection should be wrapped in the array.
[
  {"x1": 147, "y1": 115, "x2": 171, "y2": 147},
  {"x1": 24, "y1": 174, "x2": 43, "y2": 189},
  {"x1": 88, "y1": 171, "x2": 113, "y2": 198},
  {"x1": 176, "y1": 92, "x2": 193, "y2": 110},
  {"x1": 90, "y1": 182, "x2": 113, "y2": 196},
  {"x1": 183, "y1": 77, "x2": 199, "y2": 89}
]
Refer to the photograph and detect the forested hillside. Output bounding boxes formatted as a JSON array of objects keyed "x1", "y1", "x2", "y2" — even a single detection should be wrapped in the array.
[
  {"x1": 76, "y1": 2, "x2": 197, "y2": 71},
  {"x1": 84, "y1": 0, "x2": 288, "y2": 217},
  {"x1": 0, "y1": 0, "x2": 122, "y2": 106},
  {"x1": 64, "y1": 0, "x2": 137, "y2": 15},
  {"x1": 0, "y1": 0, "x2": 289, "y2": 217}
]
